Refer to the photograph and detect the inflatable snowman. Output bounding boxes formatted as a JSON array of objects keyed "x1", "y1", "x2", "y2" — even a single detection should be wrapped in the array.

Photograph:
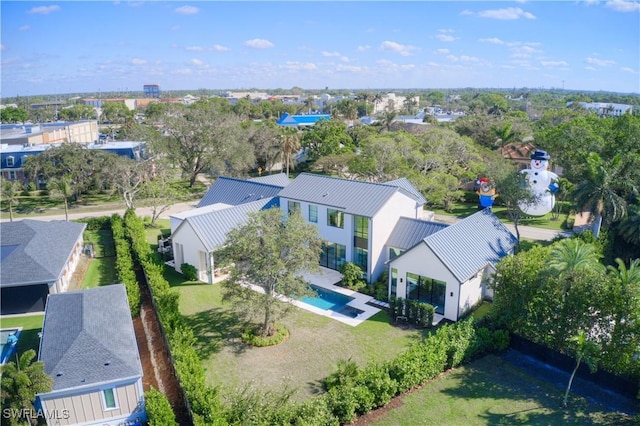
[{"x1": 518, "y1": 149, "x2": 559, "y2": 216}]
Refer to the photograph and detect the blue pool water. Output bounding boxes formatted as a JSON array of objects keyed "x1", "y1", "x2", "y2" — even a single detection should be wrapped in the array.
[
  {"x1": 300, "y1": 285, "x2": 364, "y2": 318},
  {"x1": 0, "y1": 329, "x2": 20, "y2": 365}
]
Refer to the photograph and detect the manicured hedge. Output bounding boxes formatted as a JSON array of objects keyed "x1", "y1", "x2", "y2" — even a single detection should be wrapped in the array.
[
  {"x1": 110, "y1": 214, "x2": 140, "y2": 317},
  {"x1": 145, "y1": 387, "x2": 178, "y2": 426}
]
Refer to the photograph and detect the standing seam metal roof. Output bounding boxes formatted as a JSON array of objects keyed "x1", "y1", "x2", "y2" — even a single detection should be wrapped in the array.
[
  {"x1": 186, "y1": 197, "x2": 280, "y2": 251},
  {"x1": 0, "y1": 220, "x2": 86, "y2": 287},
  {"x1": 423, "y1": 208, "x2": 517, "y2": 282},
  {"x1": 197, "y1": 177, "x2": 285, "y2": 208},
  {"x1": 386, "y1": 217, "x2": 448, "y2": 250},
  {"x1": 276, "y1": 173, "x2": 421, "y2": 217},
  {"x1": 39, "y1": 285, "x2": 142, "y2": 391}
]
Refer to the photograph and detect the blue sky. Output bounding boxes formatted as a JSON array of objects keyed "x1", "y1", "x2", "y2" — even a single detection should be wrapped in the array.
[{"x1": 1, "y1": 1, "x2": 639, "y2": 96}]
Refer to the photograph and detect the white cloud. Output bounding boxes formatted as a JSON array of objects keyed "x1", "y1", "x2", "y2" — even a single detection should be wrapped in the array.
[
  {"x1": 171, "y1": 25, "x2": 181, "y2": 31},
  {"x1": 186, "y1": 46, "x2": 204, "y2": 51},
  {"x1": 27, "y1": 5, "x2": 60, "y2": 14},
  {"x1": 211, "y1": 44, "x2": 229, "y2": 52},
  {"x1": 478, "y1": 7, "x2": 536, "y2": 20},
  {"x1": 541, "y1": 60, "x2": 569, "y2": 68},
  {"x1": 585, "y1": 66, "x2": 597, "y2": 71},
  {"x1": 341, "y1": 56, "x2": 350, "y2": 62},
  {"x1": 605, "y1": 0, "x2": 640, "y2": 12},
  {"x1": 436, "y1": 33, "x2": 456, "y2": 42},
  {"x1": 322, "y1": 51, "x2": 341, "y2": 57},
  {"x1": 585, "y1": 56, "x2": 615, "y2": 66},
  {"x1": 172, "y1": 68, "x2": 193, "y2": 75},
  {"x1": 131, "y1": 58, "x2": 147, "y2": 65},
  {"x1": 379, "y1": 41, "x2": 418, "y2": 56},
  {"x1": 479, "y1": 37, "x2": 504, "y2": 44},
  {"x1": 447, "y1": 54, "x2": 480, "y2": 62},
  {"x1": 190, "y1": 58, "x2": 205, "y2": 66},
  {"x1": 336, "y1": 64, "x2": 364, "y2": 73},
  {"x1": 356, "y1": 45, "x2": 371, "y2": 52},
  {"x1": 128, "y1": 2, "x2": 144, "y2": 7},
  {"x1": 244, "y1": 38, "x2": 274, "y2": 49},
  {"x1": 280, "y1": 61, "x2": 317, "y2": 71},
  {"x1": 174, "y1": 5, "x2": 199, "y2": 15},
  {"x1": 620, "y1": 66, "x2": 637, "y2": 73},
  {"x1": 433, "y1": 48, "x2": 450, "y2": 54},
  {"x1": 19, "y1": 25, "x2": 30, "y2": 31},
  {"x1": 460, "y1": 9, "x2": 474, "y2": 16}
]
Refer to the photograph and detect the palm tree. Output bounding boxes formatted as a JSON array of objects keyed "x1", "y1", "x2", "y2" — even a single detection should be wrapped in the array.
[
  {"x1": 562, "y1": 330, "x2": 600, "y2": 408},
  {"x1": 372, "y1": 93, "x2": 383, "y2": 114},
  {"x1": 47, "y1": 175, "x2": 74, "y2": 221},
  {"x1": 618, "y1": 202, "x2": 640, "y2": 245},
  {"x1": 547, "y1": 238, "x2": 602, "y2": 297},
  {"x1": 1, "y1": 178, "x2": 22, "y2": 222},
  {"x1": 607, "y1": 258, "x2": 640, "y2": 331},
  {"x1": 1, "y1": 349, "x2": 54, "y2": 426},
  {"x1": 572, "y1": 153, "x2": 628, "y2": 227},
  {"x1": 279, "y1": 127, "x2": 300, "y2": 178}
]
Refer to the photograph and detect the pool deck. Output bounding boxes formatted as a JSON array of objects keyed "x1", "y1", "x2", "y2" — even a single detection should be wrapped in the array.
[{"x1": 299, "y1": 268, "x2": 381, "y2": 326}]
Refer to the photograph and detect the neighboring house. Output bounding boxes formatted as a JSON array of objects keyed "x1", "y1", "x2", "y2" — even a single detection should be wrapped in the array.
[
  {"x1": 0, "y1": 120, "x2": 99, "y2": 147},
  {"x1": 568, "y1": 101, "x2": 634, "y2": 117},
  {"x1": 277, "y1": 173, "x2": 425, "y2": 282},
  {"x1": 0, "y1": 220, "x2": 86, "y2": 315},
  {"x1": 37, "y1": 285, "x2": 146, "y2": 426},
  {"x1": 196, "y1": 176, "x2": 287, "y2": 209},
  {"x1": 388, "y1": 208, "x2": 517, "y2": 322},
  {"x1": 171, "y1": 198, "x2": 279, "y2": 282},
  {"x1": 276, "y1": 112, "x2": 331, "y2": 128},
  {"x1": 0, "y1": 141, "x2": 146, "y2": 183}
]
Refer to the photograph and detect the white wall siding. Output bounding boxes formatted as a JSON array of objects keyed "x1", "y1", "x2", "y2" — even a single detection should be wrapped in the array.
[
  {"x1": 172, "y1": 222, "x2": 207, "y2": 277},
  {"x1": 458, "y1": 271, "x2": 484, "y2": 320}
]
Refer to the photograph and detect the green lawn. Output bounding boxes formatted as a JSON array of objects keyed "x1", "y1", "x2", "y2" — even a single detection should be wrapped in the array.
[
  {"x1": 370, "y1": 355, "x2": 633, "y2": 425},
  {"x1": 1, "y1": 315, "x2": 45, "y2": 357},
  {"x1": 172, "y1": 279, "x2": 428, "y2": 401},
  {"x1": 431, "y1": 202, "x2": 570, "y2": 231},
  {"x1": 81, "y1": 229, "x2": 118, "y2": 289}
]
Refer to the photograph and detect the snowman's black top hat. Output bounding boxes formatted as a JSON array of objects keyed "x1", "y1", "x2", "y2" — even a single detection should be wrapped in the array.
[{"x1": 531, "y1": 150, "x2": 550, "y2": 161}]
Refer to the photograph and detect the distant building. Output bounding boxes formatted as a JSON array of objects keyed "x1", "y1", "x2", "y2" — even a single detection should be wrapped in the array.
[
  {"x1": 276, "y1": 112, "x2": 331, "y2": 128},
  {"x1": 143, "y1": 83, "x2": 161, "y2": 98},
  {"x1": 0, "y1": 120, "x2": 99, "y2": 147},
  {"x1": 568, "y1": 101, "x2": 634, "y2": 117}
]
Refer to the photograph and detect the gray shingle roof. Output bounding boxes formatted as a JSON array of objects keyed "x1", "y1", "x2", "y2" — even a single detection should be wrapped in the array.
[
  {"x1": 387, "y1": 217, "x2": 448, "y2": 250},
  {"x1": 276, "y1": 173, "x2": 421, "y2": 218},
  {"x1": 249, "y1": 173, "x2": 291, "y2": 187},
  {"x1": 384, "y1": 178, "x2": 426, "y2": 205},
  {"x1": 423, "y1": 208, "x2": 517, "y2": 282},
  {"x1": 39, "y1": 285, "x2": 142, "y2": 391},
  {"x1": 197, "y1": 177, "x2": 286, "y2": 208},
  {"x1": 0, "y1": 220, "x2": 86, "y2": 287},
  {"x1": 186, "y1": 197, "x2": 280, "y2": 251}
]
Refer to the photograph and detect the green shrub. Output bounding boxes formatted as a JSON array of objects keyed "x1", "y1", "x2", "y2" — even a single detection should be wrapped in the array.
[
  {"x1": 339, "y1": 262, "x2": 366, "y2": 291},
  {"x1": 326, "y1": 385, "x2": 360, "y2": 424},
  {"x1": 418, "y1": 303, "x2": 434, "y2": 328},
  {"x1": 145, "y1": 387, "x2": 178, "y2": 426},
  {"x1": 324, "y1": 358, "x2": 359, "y2": 391},
  {"x1": 357, "y1": 364, "x2": 398, "y2": 408},
  {"x1": 241, "y1": 323, "x2": 289, "y2": 347},
  {"x1": 180, "y1": 263, "x2": 198, "y2": 281},
  {"x1": 75, "y1": 216, "x2": 111, "y2": 231}
]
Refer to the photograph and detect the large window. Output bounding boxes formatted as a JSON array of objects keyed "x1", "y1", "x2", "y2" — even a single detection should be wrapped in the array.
[
  {"x1": 353, "y1": 216, "x2": 369, "y2": 250},
  {"x1": 102, "y1": 388, "x2": 118, "y2": 410},
  {"x1": 389, "y1": 248, "x2": 404, "y2": 260},
  {"x1": 308, "y1": 204, "x2": 318, "y2": 223},
  {"x1": 6, "y1": 156, "x2": 14, "y2": 167},
  {"x1": 354, "y1": 247, "x2": 368, "y2": 272},
  {"x1": 288, "y1": 201, "x2": 300, "y2": 215},
  {"x1": 390, "y1": 268, "x2": 398, "y2": 299},
  {"x1": 320, "y1": 242, "x2": 346, "y2": 270},
  {"x1": 327, "y1": 209, "x2": 344, "y2": 228},
  {"x1": 406, "y1": 273, "x2": 445, "y2": 315}
]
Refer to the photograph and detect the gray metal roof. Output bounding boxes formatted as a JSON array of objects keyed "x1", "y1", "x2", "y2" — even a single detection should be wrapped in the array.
[
  {"x1": 0, "y1": 220, "x2": 86, "y2": 287},
  {"x1": 277, "y1": 173, "x2": 420, "y2": 218},
  {"x1": 385, "y1": 178, "x2": 426, "y2": 205},
  {"x1": 197, "y1": 176, "x2": 286, "y2": 208},
  {"x1": 423, "y1": 208, "x2": 517, "y2": 282},
  {"x1": 39, "y1": 285, "x2": 142, "y2": 391},
  {"x1": 249, "y1": 173, "x2": 291, "y2": 187},
  {"x1": 387, "y1": 217, "x2": 448, "y2": 250},
  {"x1": 186, "y1": 197, "x2": 280, "y2": 251}
]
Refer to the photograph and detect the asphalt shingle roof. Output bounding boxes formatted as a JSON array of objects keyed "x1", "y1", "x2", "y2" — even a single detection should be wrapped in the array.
[
  {"x1": 0, "y1": 220, "x2": 86, "y2": 287},
  {"x1": 39, "y1": 285, "x2": 142, "y2": 391},
  {"x1": 197, "y1": 177, "x2": 285, "y2": 208},
  {"x1": 423, "y1": 208, "x2": 517, "y2": 282},
  {"x1": 276, "y1": 173, "x2": 421, "y2": 218},
  {"x1": 186, "y1": 197, "x2": 280, "y2": 251},
  {"x1": 387, "y1": 217, "x2": 448, "y2": 250}
]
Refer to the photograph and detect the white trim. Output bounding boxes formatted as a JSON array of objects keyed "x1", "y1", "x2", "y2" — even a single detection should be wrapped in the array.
[{"x1": 101, "y1": 387, "x2": 119, "y2": 411}]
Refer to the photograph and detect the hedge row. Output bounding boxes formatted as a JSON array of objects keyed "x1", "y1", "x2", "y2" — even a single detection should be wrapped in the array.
[
  {"x1": 110, "y1": 214, "x2": 140, "y2": 317},
  {"x1": 145, "y1": 387, "x2": 178, "y2": 426},
  {"x1": 389, "y1": 297, "x2": 435, "y2": 328},
  {"x1": 121, "y1": 210, "x2": 225, "y2": 425}
]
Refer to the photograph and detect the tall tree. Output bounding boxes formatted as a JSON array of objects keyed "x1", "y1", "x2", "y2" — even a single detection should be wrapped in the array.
[
  {"x1": 547, "y1": 238, "x2": 602, "y2": 299},
  {"x1": 300, "y1": 119, "x2": 353, "y2": 162},
  {"x1": 618, "y1": 202, "x2": 640, "y2": 246},
  {"x1": 1, "y1": 178, "x2": 22, "y2": 222},
  {"x1": 47, "y1": 175, "x2": 74, "y2": 221},
  {"x1": 494, "y1": 168, "x2": 539, "y2": 246},
  {"x1": 279, "y1": 126, "x2": 300, "y2": 177},
  {"x1": 572, "y1": 152, "x2": 628, "y2": 227},
  {"x1": 220, "y1": 208, "x2": 322, "y2": 337},
  {"x1": 0, "y1": 349, "x2": 54, "y2": 426},
  {"x1": 562, "y1": 330, "x2": 600, "y2": 408}
]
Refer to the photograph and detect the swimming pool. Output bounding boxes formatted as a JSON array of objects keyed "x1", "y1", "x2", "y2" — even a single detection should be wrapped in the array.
[
  {"x1": 0, "y1": 328, "x2": 20, "y2": 365},
  {"x1": 300, "y1": 285, "x2": 364, "y2": 318}
]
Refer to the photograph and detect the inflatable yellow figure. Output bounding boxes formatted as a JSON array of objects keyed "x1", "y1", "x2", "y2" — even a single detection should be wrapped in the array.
[{"x1": 476, "y1": 178, "x2": 498, "y2": 209}]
